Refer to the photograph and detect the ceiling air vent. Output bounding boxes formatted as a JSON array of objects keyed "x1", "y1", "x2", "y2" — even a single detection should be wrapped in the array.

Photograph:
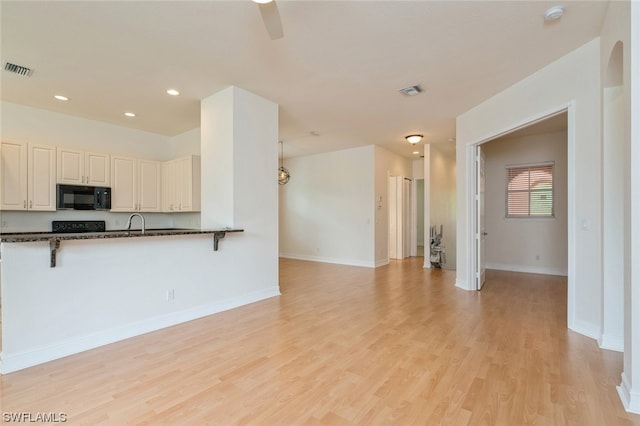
[
  {"x1": 399, "y1": 85, "x2": 423, "y2": 97},
  {"x1": 4, "y1": 62, "x2": 32, "y2": 77}
]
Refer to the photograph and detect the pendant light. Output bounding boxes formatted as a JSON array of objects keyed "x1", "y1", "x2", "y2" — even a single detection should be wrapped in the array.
[{"x1": 278, "y1": 141, "x2": 290, "y2": 185}]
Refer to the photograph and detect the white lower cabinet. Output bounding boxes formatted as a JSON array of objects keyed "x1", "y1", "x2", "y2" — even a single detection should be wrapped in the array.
[
  {"x1": 1, "y1": 141, "x2": 56, "y2": 211},
  {"x1": 111, "y1": 156, "x2": 161, "y2": 212}
]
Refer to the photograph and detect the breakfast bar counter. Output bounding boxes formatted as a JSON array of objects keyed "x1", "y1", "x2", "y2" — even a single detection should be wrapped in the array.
[{"x1": 0, "y1": 228, "x2": 244, "y2": 267}]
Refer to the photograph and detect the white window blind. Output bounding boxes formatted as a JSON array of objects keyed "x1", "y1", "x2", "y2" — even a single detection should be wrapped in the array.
[{"x1": 506, "y1": 163, "x2": 554, "y2": 218}]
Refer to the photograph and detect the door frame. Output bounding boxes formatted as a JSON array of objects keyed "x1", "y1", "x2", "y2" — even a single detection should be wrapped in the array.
[{"x1": 464, "y1": 102, "x2": 576, "y2": 328}]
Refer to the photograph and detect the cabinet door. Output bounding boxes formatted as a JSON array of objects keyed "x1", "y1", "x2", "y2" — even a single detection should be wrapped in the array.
[
  {"x1": 0, "y1": 141, "x2": 28, "y2": 210},
  {"x1": 28, "y1": 144, "x2": 56, "y2": 211},
  {"x1": 57, "y1": 147, "x2": 84, "y2": 184},
  {"x1": 85, "y1": 152, "x2": 110, "y2": 186},
  {"x1": 176, "y1": 156, "x2": 201, "y2": 212},
  {"x1": 138, "y1": 160, "x2": 161, "y2": 212},
  {"x1": 110, "y1": 156, "x2": 136, "y2": 212},
  {"x1": 176, "y1": 157, "x2": 191, "y2": 211},
  {"x1": 162, "y1": 160, "x2": 177, "y2": 212}
]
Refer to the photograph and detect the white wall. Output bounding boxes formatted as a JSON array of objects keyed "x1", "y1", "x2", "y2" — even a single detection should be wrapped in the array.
[
  {"x1": 430, "y1": 143, "x2": 457, "y2": 270},
  {"x1": 456, "y1": 38, "x2": 601, "y2": 339},
  {"x1": 627, "y1": 1, "x2": 640, "y2": 412},
  {"x1": 278, "y1": 144, "x2": 411, "y2": 268},
  {"x1": 0, "y1": 101, "x2": 173, "y2": 159},
  {"x1": 168, "y1": 128, "x2": 200, "y2": 158},
  {"x1": 279, "y1": 145, "x2": 376, "y2": 267},
  {"x1": 598, "y1": 0, "x2": 640, "y2": 413},
  {"x1": 483, "y1": 131, "x2": 568, "y2": 276}
]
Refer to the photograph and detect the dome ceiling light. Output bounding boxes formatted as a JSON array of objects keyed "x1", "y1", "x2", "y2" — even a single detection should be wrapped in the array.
[{"x1": 405, "y1": 134, "x2": 423, "y2": 145}]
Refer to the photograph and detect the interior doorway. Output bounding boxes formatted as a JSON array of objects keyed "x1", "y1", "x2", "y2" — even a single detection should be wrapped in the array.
[
  {"x1": 467, "y1": 107, "x2": 571, "y2": 313},
  {"x1": 388, "y1": 175, "x2": 412, "y2": 259}
]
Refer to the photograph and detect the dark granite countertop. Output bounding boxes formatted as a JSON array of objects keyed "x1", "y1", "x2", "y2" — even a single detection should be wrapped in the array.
[{"x1": 0, "y1": 228, "x2": 243, "y2": 243}]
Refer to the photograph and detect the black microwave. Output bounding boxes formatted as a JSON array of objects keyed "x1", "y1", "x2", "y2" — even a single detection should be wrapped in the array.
[{"x1": 56, "y1": 184, "x2": 111, "y2": 210}]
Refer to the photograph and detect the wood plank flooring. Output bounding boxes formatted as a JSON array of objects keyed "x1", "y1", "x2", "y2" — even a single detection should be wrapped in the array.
[{"x1": 1, "y1": 258, "x2": 639, "y2": 425}]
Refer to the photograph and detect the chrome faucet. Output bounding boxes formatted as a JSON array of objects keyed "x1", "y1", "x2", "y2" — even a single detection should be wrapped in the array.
[{"x1": 126, "y1": 213, "x2": 145, "y2": 234}]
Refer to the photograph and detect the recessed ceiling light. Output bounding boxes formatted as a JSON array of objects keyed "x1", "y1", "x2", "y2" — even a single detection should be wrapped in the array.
[
  {"x1": 544, "y1": 6, "x2": 564, "y2": 22},
  {"x1": 54, "y1": 95, "x2": 69, "y2": 101},
  {"x1": 124, "y1": 112, "x2": 136, "y2": 117},
  {"x1": 166, "y1": 89, "x2": 180, "y2": 96},
  {"x1": 252, "y1": 0, "x2": 273, "y2": 3},
  {"x1": 413, "y1": 151, "x2": 420, "y2": 155}
]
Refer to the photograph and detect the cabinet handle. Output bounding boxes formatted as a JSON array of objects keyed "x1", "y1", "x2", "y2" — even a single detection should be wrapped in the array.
[
  {"x1": 24, "y1": 200, "x2": 27, "y2": 208},
  {"x1": 29, "y1": 200, "x2": 33, "y2": 209}
]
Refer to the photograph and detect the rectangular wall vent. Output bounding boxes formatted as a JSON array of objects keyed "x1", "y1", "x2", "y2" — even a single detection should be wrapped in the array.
[{"x1": 4, "y1": 62, "x2": 32, "y2": 77}]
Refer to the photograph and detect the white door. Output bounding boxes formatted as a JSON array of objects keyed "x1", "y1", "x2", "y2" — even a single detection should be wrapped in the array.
[
  {"x1": 476, "y1": 146, "x2": 486, "y2": 290},
  {"x1": 403, "y1": 178, "x2": 412, "y2": 258}
]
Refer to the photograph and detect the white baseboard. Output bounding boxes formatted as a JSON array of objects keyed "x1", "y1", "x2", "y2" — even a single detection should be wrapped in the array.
[
  {"x1": 455, "y1": 278, "x2": 473, "y2": 291},
  {"x1": 618, "y1": 372, "x2": 640, "y2": 414},
  {"x1": 485, "y1": 262, "x2": 568, "y2": 276},
  {"x1": 279, "y1": 253, "x2": 375, "y2": 268},
  {"x1": 0, "y1": 286, "x2": 280, "y2": 374},
  {"x1": 598, "y1": 333, "x2": 624, "y2": 352},
  {"x1": 375, "y1": 258, "x2": 389, "y2": 268},
  {"x1": 569, "y1": 319, "x2": 600, "y2": 341}
]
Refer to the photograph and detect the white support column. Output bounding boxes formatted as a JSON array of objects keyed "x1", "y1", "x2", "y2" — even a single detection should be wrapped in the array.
[
  {"x1": 618, "y1": 1, "x2": 640, "y2": 414},
  {"x1": 200, "y1": 85, "x2": 280, "y2": 292},
  {"x1": 200, "y1": 86, "x2": 278, "y2": 228},
  {"x1": 423, "y1": 144, "x2": 431, "y2": 268}
]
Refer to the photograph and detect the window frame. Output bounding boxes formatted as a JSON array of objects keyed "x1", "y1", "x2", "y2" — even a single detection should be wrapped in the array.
[{"x1": 505, "y1": 161, "x2": 555, "y2": 219}]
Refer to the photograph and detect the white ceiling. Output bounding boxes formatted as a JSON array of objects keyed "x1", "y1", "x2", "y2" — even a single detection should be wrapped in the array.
[{"x1": 0, "y1": 1, "x2": 608, "y2": 159}]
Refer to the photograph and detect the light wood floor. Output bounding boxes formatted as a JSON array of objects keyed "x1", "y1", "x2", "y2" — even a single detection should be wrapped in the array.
[{"x1": 2, "y1": 258, "x2": 639, "y2": 425}]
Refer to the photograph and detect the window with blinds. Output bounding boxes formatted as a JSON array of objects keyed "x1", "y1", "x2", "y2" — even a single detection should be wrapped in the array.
[{"x1": 506, "y1": 163, "x2": 554, "y2": 218}]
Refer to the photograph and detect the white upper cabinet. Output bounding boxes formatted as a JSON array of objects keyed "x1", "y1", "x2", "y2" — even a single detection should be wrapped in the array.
[
  {"x1": 162, "y1": 155, "x2": 200, "y2": 212},
  {"x1": 111, "y1": 155, "x2": 161, "y2": 212},
  {"x1": 138, "y1": 159, "x2": 161, "y2": 212},
  {"x1": 1, "y1": 141, "x2": 56, "y2": 211},
  {"x1": 57, "y1": 147, "x2": 110, "y2": 186}
]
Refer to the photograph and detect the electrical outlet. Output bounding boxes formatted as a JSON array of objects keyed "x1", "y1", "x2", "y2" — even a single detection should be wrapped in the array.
[
  {"x1": 166, "y1": 289, "x2": 175, "y2": 301},
  {"x1": 1, "y1": 220, "x2": 7, "y2": 227},
  {"x1": 536, "y1": 255, "x2": 540, "y2": 261}
]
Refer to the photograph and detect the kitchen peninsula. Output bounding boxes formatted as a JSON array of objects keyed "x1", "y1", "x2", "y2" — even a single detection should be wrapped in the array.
[{"x1": 0, "y1": 224, "x2": 277, "y2": 374}]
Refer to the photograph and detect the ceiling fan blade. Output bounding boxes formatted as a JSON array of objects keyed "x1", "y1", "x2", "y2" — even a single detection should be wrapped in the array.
[{"x1": 258, "y1": 1, "x2": 284, "y2": 40}]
